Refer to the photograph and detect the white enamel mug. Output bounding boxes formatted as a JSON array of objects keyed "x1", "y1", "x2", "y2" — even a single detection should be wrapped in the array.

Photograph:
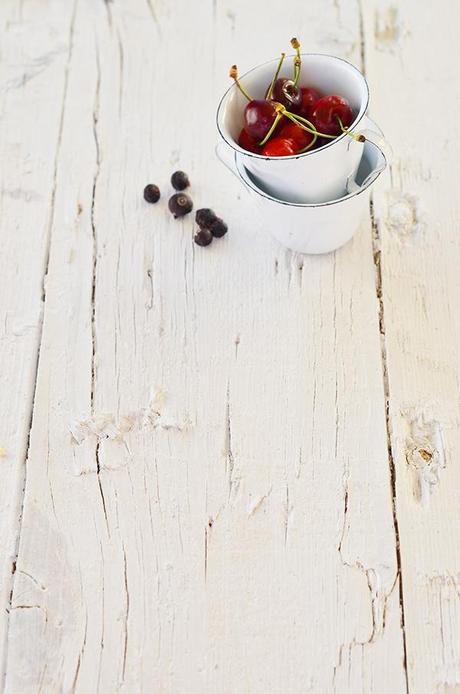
[
  {"x1": 216, "y1": 136, "x2": 387, "y2": 255},
  {"x1": 216, "y1": 53, "x2": 372, "y2": 204}
]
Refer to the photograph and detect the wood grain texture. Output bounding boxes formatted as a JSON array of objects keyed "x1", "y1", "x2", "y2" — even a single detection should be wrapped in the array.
[
  {"x1": 364, "y1": 1, "x2": 460, "y2": 691},
  {"x1": 0, "y1": 0, "x2": 76, "y2": 679},
  {"x1": 0, "y1": 0, "x2": 458, "y2": 692}
]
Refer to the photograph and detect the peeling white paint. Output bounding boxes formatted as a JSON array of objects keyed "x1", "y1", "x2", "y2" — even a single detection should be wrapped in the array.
[
  {"x1": 402, "y1": 407, "x2": 445, "y2": 507},
  {"x1": 1, "y1": 0, "x2": 459, "y2": 693}
]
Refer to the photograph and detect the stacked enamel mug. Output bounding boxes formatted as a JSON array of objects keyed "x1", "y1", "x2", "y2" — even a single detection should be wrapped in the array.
[{"x1": 216, "y1": 53, "x2": 388, "y2": 254}]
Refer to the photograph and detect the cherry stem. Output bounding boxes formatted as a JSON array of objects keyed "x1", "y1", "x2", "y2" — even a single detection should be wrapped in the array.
[
  {"x1": 283, "y1": 109, "x2": 336, "y2": 140},
  {"x1": 298, "y1": 132, "x2": 318, "y2": 153},
  {"x1": 258, "y1": 112, "x2": 283, "y2": 146},
  {"x1": 265, "y1": 52, "x2": 286, "y2": 100},
  {"x1": 336, "y1": 115, "x2": 366, "y2": 142},
  {"x1": 293, "y1": 58, "x2": 301, "y2": 86},
  {"x1": 291, "y1": 37, "x2": 301, "y2": 86},
  {"x1": 229, "y1": 65, "x2": 252, "y2": 101}
]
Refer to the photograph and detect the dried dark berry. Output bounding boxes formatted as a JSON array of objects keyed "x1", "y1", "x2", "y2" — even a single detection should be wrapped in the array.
[
  {"x1": 210, "y1": 218, "x2": 228, "y2": 238},
  {"x1": 171, "y1": 170, "x2": 190, "y2": 191},
  {"x1": 143, "y1": 184, "x2": 160, "y2": 203},
  {"x1": 194, "y1": 228, "x2": 213, "y2": 247},
  {"x1": 168, "y1": 193, "x2": 193, "y2": 218},
  {"x1": 195, "y1": 208, "x2": 217, "y2": 229}
]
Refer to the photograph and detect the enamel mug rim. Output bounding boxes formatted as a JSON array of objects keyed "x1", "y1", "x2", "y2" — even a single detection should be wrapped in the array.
[
  {"x1": 232, "y1": 136, "x2": 387, "y2": 207},
  {"x1": 216, "y1": 53, "x2": 370, "y2": 161}
]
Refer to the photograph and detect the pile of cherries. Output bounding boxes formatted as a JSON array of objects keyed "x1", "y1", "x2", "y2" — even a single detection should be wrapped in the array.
[{"x1": 232, "y1": 38, "x2": 360, "y2": 157}]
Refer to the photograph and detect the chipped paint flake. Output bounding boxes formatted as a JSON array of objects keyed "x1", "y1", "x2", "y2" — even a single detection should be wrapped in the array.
[
  {"x1": 403, "y1": 408, "x2": 445, "y2": 506},
  {"x1": 385, "y1": 190, "x2": 425, "y2": 239}
]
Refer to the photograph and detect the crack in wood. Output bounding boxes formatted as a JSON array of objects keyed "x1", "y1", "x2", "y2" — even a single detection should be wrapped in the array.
[
  {"x1": 370, "y1": 197, "x2": 409, "y2": 694},
  {"x1": 204, "y1": 525, "x2": 209, "y2": 582},
  {"x1": 337, "y1": 472, "x2": 395, "y2": 645},
  {"x1": 90, "y1": 44, "x2": 101, "y2": 417},
  {"x1": 337, "y1": 482, "x2": 349, "y2": 558},
  {"x1": 90, "y1": 44, "x2": 109, "y2": 539},
  {"x1": 70, "y1": 653, "x2": 82, "y2": 693},
  {"x1": 9, "y1": 604, "x2": 45, "y2": 612},
  {"x1": 234, "y1": 334, "x2": 240, "y2": 359},
  {"x1": 103, "y1": 0, "x2": 113, "y2": 28},
  {"x1": 365, "y1": 568, "x2": 382, "y2": 644},
  {"x1": 225, "y1": 382, "x2": 238, "y2": 501},
  {"x1": 95, "y1": 443, "x2": 110, "y2": 535},
  {"x1": 295, "y1": 447, "x2": 303, "y2": 479},
  {"x1": 41, "y1": 3, "x2": 78, "y2": 304},
  {"x1": 146, "y1": 267, "x2": 154, "y2": 310},
  {"x1": 121, "y1": 544, "x2": 129, "y2": 682},
  {"x1": 283, "y1": 484, "x2": 291, "y2": 546},
  {"x1": 71, "y1": 611, "x2": 87, "y2": 692},
  {"x1": 16, "y1": 569, "x2": 46, "y2": 592},
  {"x1": 332, "y1": 642, "x2": 344, "y2": 689},
  {"x1": 116, "y1": 28, "x2": 124, "y2": 118}
]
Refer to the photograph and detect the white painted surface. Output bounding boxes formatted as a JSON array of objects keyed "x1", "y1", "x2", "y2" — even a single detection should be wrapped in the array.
[{"x1": 0, "y1": 1, "x2": 458, "y2": 692}]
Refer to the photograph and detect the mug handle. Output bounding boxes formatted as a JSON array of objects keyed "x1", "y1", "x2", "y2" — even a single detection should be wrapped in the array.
[
  {"x1": 215, "y1": 142, "x2": 243, "y2": 183},
  {"x1": 346, "y1": 116, "x2": 392, "y2": 193}
]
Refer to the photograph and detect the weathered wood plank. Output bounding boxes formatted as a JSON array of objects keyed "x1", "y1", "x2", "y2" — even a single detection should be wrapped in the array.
[
  {"x1": 2, "y1": 0, "x2": 409, "y2": 691},
  {"x1": 0, "y1": 0, "x2": 76, "y2": 680},
  {"x1": 364, "y1": 1, "x2": 460, "y2": 691}
]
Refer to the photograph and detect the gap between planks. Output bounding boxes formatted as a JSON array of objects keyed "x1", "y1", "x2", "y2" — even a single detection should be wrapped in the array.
[
  {"x1": 370, "y1": 198, "x2": 409, "y2": 694},
  {"x1": 358, "y1": 0, "x2": 409, "y2": 688}
]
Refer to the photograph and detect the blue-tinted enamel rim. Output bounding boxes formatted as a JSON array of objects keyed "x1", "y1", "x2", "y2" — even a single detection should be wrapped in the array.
[
  {"x1": 216, "y1": 53, "x2": 370, "y2": 160},
  {"x1": 234, "y1": 140, "x2": 387, "y2": 208}
]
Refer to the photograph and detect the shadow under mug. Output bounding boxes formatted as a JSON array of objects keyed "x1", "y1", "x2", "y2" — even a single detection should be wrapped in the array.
[
  {"x1": 216, "y1": 135, "x2": 387, "y2": 255},
  {"x1": 216, "y1": 53, "x2": 371, "y2": 204}
]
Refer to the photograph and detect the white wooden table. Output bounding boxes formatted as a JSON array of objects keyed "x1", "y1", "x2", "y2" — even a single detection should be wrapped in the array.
[{"x1": 1, "y1": 1, "x2": 459, "y2": 692}]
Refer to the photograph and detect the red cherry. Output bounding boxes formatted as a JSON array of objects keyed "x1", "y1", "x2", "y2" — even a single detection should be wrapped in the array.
[
  {"x1": 312, "y1": 95, "x2": 353, "y2": 136},
  {"x1": 271, "y1": 78, "x2": 302, "y2": 109},
  {"x1": 279, "y1": 122, "x2": 314, "y2": 150},
  {"x1": 295, "y1": 87, "x2": 321, "y2": 119},
  {"x1": 238, "y1": 128, "x2": 262, "y2": 154},
  {"x1": 262, "y1": 137, "x2": 299, "y2": 157},
  {"x1": 244, "y1": 99, "x2": 278, "y2": 140}
]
